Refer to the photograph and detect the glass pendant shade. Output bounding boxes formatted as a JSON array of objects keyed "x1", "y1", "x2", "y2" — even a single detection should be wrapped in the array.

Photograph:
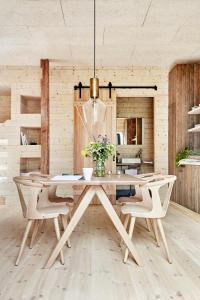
[
  {"x1": 83, "y1": 96, "x2": 106, "y2": 124},
  {"x1": 83, "y1": 77, "x2": 106, "y2": 124}
]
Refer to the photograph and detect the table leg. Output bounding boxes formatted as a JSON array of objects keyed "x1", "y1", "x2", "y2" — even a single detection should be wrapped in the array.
[
  {"x1": 45, "y1": 185, "x2": 142, "y2": 268},
  {"x1": 45, "y1": 186, "x2": 96, "y2": 268},
  {"x1": 95, "y1": 186, "x2": 143, "y2": 266}
]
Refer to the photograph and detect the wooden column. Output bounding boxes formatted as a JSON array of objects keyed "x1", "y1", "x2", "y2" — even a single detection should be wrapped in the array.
[{"x1": 40, "y1": 59, "x2": 49, "y2": 174}]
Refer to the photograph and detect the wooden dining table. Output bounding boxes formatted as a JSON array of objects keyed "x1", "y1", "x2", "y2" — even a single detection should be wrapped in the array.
[{"x1": 41, "y1": 174, "x2": 146, "y2": 268}]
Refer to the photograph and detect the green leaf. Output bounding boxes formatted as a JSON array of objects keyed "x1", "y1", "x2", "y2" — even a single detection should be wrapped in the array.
[{"x1": 176, "y1": 146, "x2": 193, "y2": 167}]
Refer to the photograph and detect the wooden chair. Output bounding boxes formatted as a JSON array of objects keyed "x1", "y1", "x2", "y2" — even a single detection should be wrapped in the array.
[
  {"x1": 13, "y1": 176, "x2": 70, "y2": 266},
  {"x1": 118, "y1": 172, "x2": 161, "y2": 231},
  {"x1": 30, "y1": 172, "x2": 75, "y2": 207},
  {"x1": 121, "y1": 175, "x2": 176, "y2": 263},
  {"x1": 29, "y1": 173, "x2": 74, "y2": 245},
  {"x1": 118, "y1": 172, "x2": 161, "y2": 204}
]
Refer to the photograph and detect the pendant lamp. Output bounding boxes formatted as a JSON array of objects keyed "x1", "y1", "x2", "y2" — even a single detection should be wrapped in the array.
[{"x1": 82, "y1": 0, "x2": 106, "y2": 124}]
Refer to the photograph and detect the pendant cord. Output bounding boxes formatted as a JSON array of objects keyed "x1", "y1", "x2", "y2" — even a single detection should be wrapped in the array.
[{"x1": 94, "y1": 0, "x2": 96, "y2": 78}]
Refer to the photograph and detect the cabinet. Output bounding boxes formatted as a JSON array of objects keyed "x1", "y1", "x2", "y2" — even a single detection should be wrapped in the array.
[
  {"x1": 169, "y1": 63, "x2": 200, "y2": 212},
  {"x1": 74, "y1": 88, "x2": 116, "y2": 203}
]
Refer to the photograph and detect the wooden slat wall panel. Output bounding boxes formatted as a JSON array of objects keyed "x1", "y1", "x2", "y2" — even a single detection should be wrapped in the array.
[{"x1": 169, "y1": 63, "x2": 200, "y2": 213}]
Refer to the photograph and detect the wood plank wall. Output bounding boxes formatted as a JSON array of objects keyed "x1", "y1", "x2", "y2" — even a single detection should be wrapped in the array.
[
  {"x1": 0, "y1": 66, "x2": 168, "y2": 203},
  {"x1": 169, "y1": 63, "x2": 200, "y2": 213}
]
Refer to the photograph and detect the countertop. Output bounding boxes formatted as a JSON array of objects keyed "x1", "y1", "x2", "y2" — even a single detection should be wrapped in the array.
[{"x1": 179, "y1": 158, "x2": 200, "y2": 166}]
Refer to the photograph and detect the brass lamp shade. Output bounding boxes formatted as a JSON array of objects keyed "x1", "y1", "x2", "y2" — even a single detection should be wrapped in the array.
[{"x1": 90, "y1": 77, "x2": 99, "y2": 98}]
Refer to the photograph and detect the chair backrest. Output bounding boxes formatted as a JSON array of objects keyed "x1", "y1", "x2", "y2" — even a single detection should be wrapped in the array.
[
  {"x1": 29, "y1": 172, "x2": 50, "y2": 179},
  {"x1": 13, "y1": 176, "x2": 44, "y2": 219},
  {"x1": 141, "y1": 175, "x2": 176, "y2": 217},
  {"x1": 134, "y1": 172, "x2": 162, "y2": 199},
  {"x1": 28, "y1": 173, "x2": 57, "y2": 200}
]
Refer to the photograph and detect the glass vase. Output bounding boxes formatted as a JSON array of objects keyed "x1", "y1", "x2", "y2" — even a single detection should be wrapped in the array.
[{"x1": 94, "y1": 160, "x2": 105, "y2": 177}]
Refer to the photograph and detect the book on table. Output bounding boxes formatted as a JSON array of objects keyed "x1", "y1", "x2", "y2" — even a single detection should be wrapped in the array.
[{"x1": 51, "y1": 175, "x2": 83, "y2": 181}]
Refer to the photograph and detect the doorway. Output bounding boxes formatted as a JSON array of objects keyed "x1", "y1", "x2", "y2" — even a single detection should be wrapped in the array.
[{"x1": 116, "y1": 96, "x2": 154, "y2": 198}]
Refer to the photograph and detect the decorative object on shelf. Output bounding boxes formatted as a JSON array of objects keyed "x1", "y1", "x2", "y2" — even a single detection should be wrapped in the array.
[
  {"x1": 20, "y1": 132, "x2": 28, "y2": 145},
  {"x1": 176, "y1": 146, "x2": 193, "y2": 167},
  {"x1": 116, "y1": 151, "x2": 121, "y2": 163},
  {"x1": 82, "y1": 0, "x2": 106, "y2": 124},
  {"x1": 188, "y1": 125, "x2": 200, "y2": 132},
  {"x1": 81, "y1": 135, "x2": 115, "y2": 177},
  {"x1": 192, "y1": 105, "x2": 199, "y2": 110},
  {"x1": 188, "y1": 105, "x2": 200, "y2": 114}
]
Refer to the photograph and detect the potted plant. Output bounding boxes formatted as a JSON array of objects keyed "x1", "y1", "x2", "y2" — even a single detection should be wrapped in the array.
[
  {"x1": 176, "y1": 146, "x2": 192, "y2": 167},
  {"x1": 81, "y1": 135, "x2": 115, "y2": 177}
]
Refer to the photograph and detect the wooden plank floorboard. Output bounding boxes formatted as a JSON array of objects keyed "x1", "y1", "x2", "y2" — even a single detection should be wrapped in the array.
[{"x1": 0, "y1": 204, "x2": 200, "y2": 300}]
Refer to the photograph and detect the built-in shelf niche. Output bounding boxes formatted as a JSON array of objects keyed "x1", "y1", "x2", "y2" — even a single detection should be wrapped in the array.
[
  {"x1": 0, "y1": 86, "x2": 11, "y2": 123},
  {"x1": 20, "y1": 157, "x2": 41, "y2": 174},
  {"x1": 188, "y1": 126, "x2": 200, "y2": 133},
  {"x1": 20, "y1": 127, "x2": 41, "y2": 145},
  {"x1": 188, "y1": 106, "x2": 200, "y2": 115},
  {"x1": 20, "y1": 95, "x2": 41, "y2": 114}
]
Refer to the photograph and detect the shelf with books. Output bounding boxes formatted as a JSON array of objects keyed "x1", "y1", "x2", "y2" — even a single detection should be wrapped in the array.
[{"x1": 20, "y1": 127, "x2": 41, "y2": 145}]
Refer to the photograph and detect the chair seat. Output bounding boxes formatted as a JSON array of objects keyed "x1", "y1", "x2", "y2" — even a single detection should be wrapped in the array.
[
  {"x1": 117, "y1": 196, "x2": 142, "y2": 204},
  {"x1": 121, "y1": 202, "x2": 152, "y2": 218},
  {"x1": 37, "y1": 204, "x2": 70, "y2": 219},
  {"x1": 49, "y1": 196, "x2": 74, "y2": 206}
]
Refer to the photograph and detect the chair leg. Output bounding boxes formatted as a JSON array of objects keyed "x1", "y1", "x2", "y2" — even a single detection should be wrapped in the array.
[
  {"x1": 59, "y1": 215, "x2": 65, "y2": 231},
  {"x1": 152, "y1": 219, "x2": 160, "y2": 247},
  {"x1": 145, "y1": 218, "x2": 151, "y2": 232},
  {"x1": 40, "y1": 219, "x2": 46, "y2": 233},
  {"x1": 157, "y1": 219, "x2": 172, "y2": 264},
  {"x1": 61, "y1": 214, "x2": 71, "y2": 248},
  {"x1": 29, "y1": 220, "x2": 36, "y2": 238},
  {"x1": 30, "y1": 220, "x2": 40, "y2": 249},
  {"x1": 123, "y1": 217, "x2": 136, "y2": 263},
  {"x1": 53, "y1": 217, "x2": 65, "y2": 265},
  {"x1": 120, "y1": 214, "x2": 130, "y2": 246},
  {"x1": 15, "y1": 220, "x2": 33, "y2": 266},
  {"x1": 69, "y1": 210, "x2": 72, "y2": 221},
  {"x1": 119, "y1": 212, "x2": 126, "y2": 224}
]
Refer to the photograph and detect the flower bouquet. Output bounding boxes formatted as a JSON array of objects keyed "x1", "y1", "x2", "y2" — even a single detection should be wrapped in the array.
[{"x1": 81, "y1": 135, "x2": 115, "y2": 177}]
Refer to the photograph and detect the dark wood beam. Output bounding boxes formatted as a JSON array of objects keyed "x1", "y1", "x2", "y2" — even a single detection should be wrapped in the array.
[{"x1": 40, "y1": 59, "x2": 49, "y2": 174}]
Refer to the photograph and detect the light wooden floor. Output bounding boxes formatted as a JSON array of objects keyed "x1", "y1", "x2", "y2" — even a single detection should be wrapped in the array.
[{"x1": 0, "y1": 203, "x2": 200, "y2": 300}]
